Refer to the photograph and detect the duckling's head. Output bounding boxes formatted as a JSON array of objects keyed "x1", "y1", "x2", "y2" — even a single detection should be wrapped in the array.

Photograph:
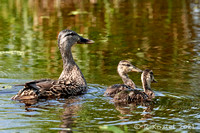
[
  {"x1": 117, "y1": 60, "x2": 142, "y2": 75},
  {"x1": 141, "y1": 69, "x2": 157, "y2": 84},
  {"x1": 58, "y1": 29, "x2": 94, "y2": 49}
]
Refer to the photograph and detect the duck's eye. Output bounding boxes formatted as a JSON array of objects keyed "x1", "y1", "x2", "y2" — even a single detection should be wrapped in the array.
[
  {"x1": 64, "y1": 32, "x2": 76, "y2": 37},
  {"x1": 125, "y1": 64, "x2": 131, "y2": 67}
]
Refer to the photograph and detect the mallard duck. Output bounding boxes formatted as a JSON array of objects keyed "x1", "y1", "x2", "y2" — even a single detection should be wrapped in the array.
[
  {"x1": 113, "y1": 69, "x2": 157, "y2": 103},
  {"x1": 12, "y1": 29, "x2": 94, "y2": 100},
  {"x1": 104, "y1": 60, "x2": 143, "y2": 97}
]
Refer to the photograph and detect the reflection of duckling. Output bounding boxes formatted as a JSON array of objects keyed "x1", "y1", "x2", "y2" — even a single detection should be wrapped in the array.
[
  {"x1": 12, "y1": 29, "x2": 94, "y2": 101},
  {"x1": 104, "y1": 60, "x2": 142, "y2": 97},
  {"x1": 114, "y1": 102, "x2": 154, "y2": 120},
  {"x1": 113, "y1": 69, "x2": 157, "y2": 103}
]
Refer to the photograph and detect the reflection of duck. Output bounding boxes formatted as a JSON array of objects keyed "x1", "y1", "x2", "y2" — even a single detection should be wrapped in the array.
[
  {"x1": 24, "y1": 96, "x2": 81, "y2": 133},
  {"x1": 60, "y1": 97, "x2": 81, "y2": 133},
  {"x1": 104, "y1": 60, "x2": 142, "y2": 97},
  {"x1": 12, "y1": 29, "x2": 94, "y2": 101},
  {"x1": 113, "y1": 69, "x2": 157, "y2": 103}
]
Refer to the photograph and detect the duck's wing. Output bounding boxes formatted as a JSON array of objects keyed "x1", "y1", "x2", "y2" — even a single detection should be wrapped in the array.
[
  {"x1": 25, "y1": 79, "x2": 54, "y2": 89},
  {"x1": 49, "y1": 80, "x2": 87, "y2": 98},
  {"x1": 104, "y1": 84, "x2": 130, "y2": 97}
]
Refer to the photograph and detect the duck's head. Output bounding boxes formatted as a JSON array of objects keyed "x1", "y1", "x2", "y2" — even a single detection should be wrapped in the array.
[
  {"x1": 141, "y1": 69, "x2": 157, "y2": 86},
  {"x1": 58, "y1": 29, "x2": 94, "y2": 49},
  {"x1": 117, "y1": 60, "x2": 142, "y2": 74}
]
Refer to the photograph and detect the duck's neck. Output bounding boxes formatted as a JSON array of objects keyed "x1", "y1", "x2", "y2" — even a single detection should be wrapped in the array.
[
  {"x1": 58, "y1": 42, "x2": 86, "y2": 86},
  {"x1": 142, "y1": 78, "x2": 154, "y2": 98},
  {"x1": 119, "y1": 72, "x2": 136, "y2": 89},
  {"x1": 61, "y1": 44, "x2": 75, "y2": 67}
]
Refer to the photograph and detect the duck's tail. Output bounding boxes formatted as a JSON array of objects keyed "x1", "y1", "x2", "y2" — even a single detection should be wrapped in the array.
[
  {"x1": 11, "y1": 79, "x2": 51, "y2": 100},
  {"x1": 11, "y1": 86, "x2": 39, "y2": 100}
]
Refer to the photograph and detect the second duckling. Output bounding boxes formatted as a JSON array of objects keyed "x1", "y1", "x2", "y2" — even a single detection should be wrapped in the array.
[
  {"x1": 104, "y1": 60, "x2": 142, "y2": 97},
  {"x1": 113, "y1": 69, "x2": 157, "y2": 103}
]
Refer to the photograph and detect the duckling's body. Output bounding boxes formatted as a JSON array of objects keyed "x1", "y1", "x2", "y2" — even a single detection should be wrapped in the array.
[
  {"x1": 12, "y1": 29, "x2": 94, "y2": 100},
  {"x1": 113, "y1": 69, "x2": 157, "y2": 103},
  {"x1": 104, "y1": 60, "x2": 142, "y2": 97},
  {"x1": 113, "y1": 89, "x2": 148, "y2": 103}
]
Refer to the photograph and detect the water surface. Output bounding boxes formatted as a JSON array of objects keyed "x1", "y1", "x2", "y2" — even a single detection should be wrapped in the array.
[{"x1": 0, "y1": 0, "x2": 200, "y2": 132}]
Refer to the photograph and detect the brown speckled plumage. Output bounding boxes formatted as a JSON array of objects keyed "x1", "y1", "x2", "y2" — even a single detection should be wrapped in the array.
[
  {"x1": 104, "y1": 60, "x2": 142, "y2": 97},
  {"x1": 12, "y1": 29, "x2": 94, "y2": 101},
  {"x1": 113, "y1": 89, "x2": 148, "y2": 103}
]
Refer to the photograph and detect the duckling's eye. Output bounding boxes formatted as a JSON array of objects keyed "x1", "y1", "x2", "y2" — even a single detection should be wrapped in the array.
[
  {"x1": 126, "y1": 64, "x2": 131, "y2": 67},
  {"x1": 122, "y1": 64, "x2": 127, "y2": 66}
]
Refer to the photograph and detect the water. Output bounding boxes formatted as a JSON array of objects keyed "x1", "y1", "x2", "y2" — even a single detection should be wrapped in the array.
[{"x1": 0, "y1": 0, "x2": 200, "y2": 132}]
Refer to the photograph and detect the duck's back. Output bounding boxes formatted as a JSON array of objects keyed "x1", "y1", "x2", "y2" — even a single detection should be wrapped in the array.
[
  {"x1": 104, "y1": 84, "x2": 131, "y2": 97},
  {"x1": 12, "y1": 79, "x2": 87, "y2": 100}
]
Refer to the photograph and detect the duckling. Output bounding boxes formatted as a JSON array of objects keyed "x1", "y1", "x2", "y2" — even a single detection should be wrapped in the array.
[
  {"x1": 104, "y1": 60, "x2": 142, "y2": 97},
  {"x1": 12, "y1": 29, "x2": 94, "y2": 101},
  {"x1": 113, "y1": 69, "x2": 157, "y2": 103},
  {"x1": 141, "y1": 69, "x2": 157, "y2": 99}
]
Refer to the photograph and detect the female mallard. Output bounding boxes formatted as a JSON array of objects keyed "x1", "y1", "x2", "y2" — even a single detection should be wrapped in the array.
[
  {"x1": 113, "y1": 69, "x2": 157, "y2": 103},
  {"x1": 104, "y1": 60, "x2": 143, "y2": 97},
  {"x1": 12, "y1": 29, "x2": 94, "y2": 100}
]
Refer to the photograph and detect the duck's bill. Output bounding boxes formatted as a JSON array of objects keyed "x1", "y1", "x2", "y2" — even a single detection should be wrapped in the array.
[
  {"x1": 131, "y1": 67, "x2": 143, "y2": 72},
  {"x1": 78, "y1": 36, "x2": 94, "y2": 44}
]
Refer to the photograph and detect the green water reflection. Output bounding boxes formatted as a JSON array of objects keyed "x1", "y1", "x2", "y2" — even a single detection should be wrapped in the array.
[{"x1": 0, "y1": 0, "x2": 200, "y2": 132}]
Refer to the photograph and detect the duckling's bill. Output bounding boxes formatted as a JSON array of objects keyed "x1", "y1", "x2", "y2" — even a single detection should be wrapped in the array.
[{"x1": 131, "y1": 67, "x2": 143, "y2": 73}]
